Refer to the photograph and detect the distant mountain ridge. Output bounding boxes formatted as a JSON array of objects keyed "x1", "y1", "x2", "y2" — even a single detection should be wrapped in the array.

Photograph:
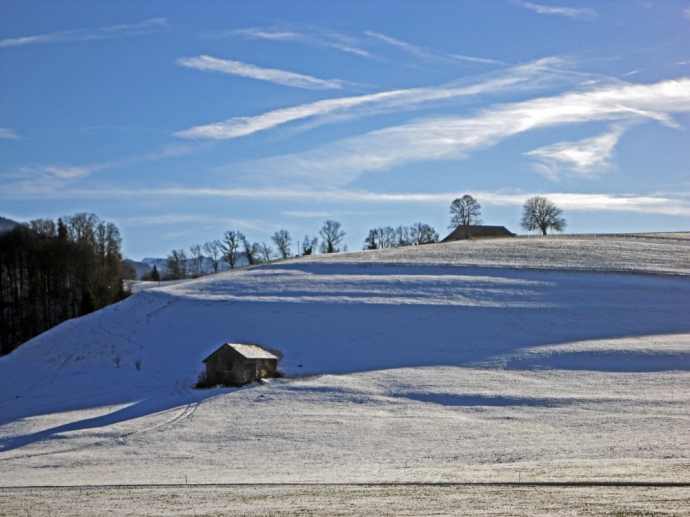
[{"x1": 0, "y1": 216, "x2": 20, "y2": 233}]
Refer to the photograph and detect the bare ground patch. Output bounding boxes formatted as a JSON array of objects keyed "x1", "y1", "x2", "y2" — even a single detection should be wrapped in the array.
[{"x1": 2, "y1": 485, "x2": 689, "y2": 516}]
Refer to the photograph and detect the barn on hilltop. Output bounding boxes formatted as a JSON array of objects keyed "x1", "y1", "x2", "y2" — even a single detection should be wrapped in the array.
[
  {"x1": 441, "y1": 225, "x2": 515, "y2": 242},
  {"x1": 203, "y1": 343, "x2": 278, "y2": 387}
]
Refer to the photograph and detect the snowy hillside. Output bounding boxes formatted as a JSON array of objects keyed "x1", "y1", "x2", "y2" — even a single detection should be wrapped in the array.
[{"x1": 0, "y1": 236, "x2": 688, "y2": 485}]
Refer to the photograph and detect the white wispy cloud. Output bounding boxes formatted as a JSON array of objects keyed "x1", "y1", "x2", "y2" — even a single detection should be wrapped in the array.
[
  {"x1": 0, "y1": 18, "x2": 167, "y2": 48},
  {"x1": 121, "y1": 214, "x2": 217, "y2": 226},
  {"x1": 0, "y1": 128, "x2": 19, "y2": 139},
  {"x1": 512, "y1": 1, "x2": 598, "y2": 20},
  {"x1": 525, "y1": 125, "x2": 626, "y2": 179},
  {"x1": 450, "y1": 54, "x2": 506, "y2": 65},
  {"x1": 232, "y1": 28, "x2": 374, "y2": 58},
  {"x1": 41, "y1": 165, "x2": 100, "y2": 179},
  {"x1": 119, "y1": 214, "x2": 266, "y2": 230},
  {"x1": 546, "y1": 193, "x2": 690, "y2": 215},
  {"x1": 366, "y1": 30, "x2": 503, "y2": 64},
  {"x1": 1, "y1": 142, "x2": 208, "y2": 197},
  {"x1": 232, "y1": 29, "x2": 301, "y2": 41},
  {"x1": 685, "y1": 7, "x2": 690, "y2": 20},
  {"x1": 238, "y1": 77, "x2": 690, "y2": 187},
  {"x1": 479, "y1": 191, "x2": 690, "y2": 216},
  {"x1": 177, "y1": 55, "x2": 343, "y2": 90},
  {"x1": 283, "y1": 211, "x2": 332, "y2": 218},
  {"x1": 176, "y1": 58, "x2": 571, "y2": 139},
  {"x1": 365, "y1": 31, "x2": 442, "y2": 60},
  {"x1": 5, "y1": 183, "x2": 687, "y2": 217}
]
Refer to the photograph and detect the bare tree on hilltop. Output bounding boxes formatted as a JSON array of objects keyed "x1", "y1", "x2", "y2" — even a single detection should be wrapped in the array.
[
  {"x1": 449, "y1": 195, "x2": 483, "y2": 239},
  {"x1": 520, "y1": 196, "x2": 567, "y2": 235},
  {"x1": 301, "y1": 235, "x2": 319, "y2": 255},
  {"x1": 364, "y1": 226, "x2": 397, "y2": 250},
  {"x1": 410, "y1": 222, "x2": 439, "y2": 244},
  {"x1": 259, "y1": 242, "x2": 275, "y2": 262},
  {"x1": 188, "y1": 244, "x2": 204, "y2": 277},
  {"x1": 242, "y1": 235, "x2": 261, "y2": 265},
  {"x1": 319, "y1": 220, "x2": 346, "y2": 253},
  {"x1": 165, "y1": 249, "x2": 188, "y2": 280},
  {"x1": 363, "y1": 228, "x2": 381, "y2": 250},
  {"x1": 272, "y1": 230, "x2": 292, "y2": 259},
  {"x1": 203, "y1": 240, "x2": 222, "y2": 274},
  {"x1": 220, "y1": 230, "x2": 243, "y2": 269},
  {"x1": 365, "y1": 223, "x2": 439, "y2": 249},
  {"x1": 364, "y1": 226, "x2": 412, "y2": 250}
]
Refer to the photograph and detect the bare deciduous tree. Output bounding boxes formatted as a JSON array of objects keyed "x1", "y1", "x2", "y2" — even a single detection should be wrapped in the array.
[
  {"x1": 520, "y1": 196, "x2": 567, "y2": 235},
  {"x1": 410, "y1": 222, "x2": 439, "y2": 244},
  {"x1": 165, "y1": 249, "x2": 188, "y2": 280},
  {"x1": 271, "y1": 229, "x2": 293, "y2": 259},
  {"x1": 29, "y1": 219, "x2": 56, "y2": 237},
  {"x1": 189, "y1": 244, "x2": 204, "y2": 277},
  {"x1": 449, "y1": 195, "x2": 483, "y2": 238},
  {"x1": 220, "y1": 230, "x2": 243, "y2": 269},
  {"x1": 203, "y1": 240, "x2": 222, "y2": 274},
  {"x1": 259, "y1": 242, "x2": 275, "y2": 262},
  {"x1": 363, "y1": 228, "x2": 380, "y2": 250},
  {"x1": 65, "y1": 213, "x2": 99, "y2": 247},
  {"x1": 242, "y1": 236, "x2": 261, "y2": 265},
  {"x1": 364, "y1": 222, "x2": 439, "y2": 250},
  {"x1": 363, "y1": 226, "x2": 397, "y2": 250},
  {"x1": 301, "y1": 235, "x2": 319, "y2": 255},
  {"x1": 395, "y1": 225, "x2": 411, "y2": 247},
  {"x1": 379, "y1": 226, "x2": 396, "y2": 248},
  {"x1": 319, "y1": 220, "x2": 346, "y2": 253}
]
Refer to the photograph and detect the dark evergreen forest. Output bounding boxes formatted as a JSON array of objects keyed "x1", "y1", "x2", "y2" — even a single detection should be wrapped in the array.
[{"x1": 0, "y1": 214, "x2": 134, "y2": 355}]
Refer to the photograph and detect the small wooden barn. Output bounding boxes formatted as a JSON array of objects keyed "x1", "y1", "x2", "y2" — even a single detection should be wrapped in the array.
[
  {"x1": 441, "y1": 225, "x2": 515, "y2": 242},
  {"x1": 203, "y1": 343, "x2": 278, "y2": 386}
]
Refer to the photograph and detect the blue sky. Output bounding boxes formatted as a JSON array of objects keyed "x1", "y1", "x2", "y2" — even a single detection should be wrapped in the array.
[{"x1": 1, "y1": 1, "x2": 689, "y2": 259}]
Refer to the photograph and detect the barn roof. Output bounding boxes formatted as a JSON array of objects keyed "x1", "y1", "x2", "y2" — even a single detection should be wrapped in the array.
[
  {"x1": 441, "y1": 225, "x2": 515, "y2": 242},
  {"x1": 203, "y1": 343, "x2": 278, "y2": 362}
]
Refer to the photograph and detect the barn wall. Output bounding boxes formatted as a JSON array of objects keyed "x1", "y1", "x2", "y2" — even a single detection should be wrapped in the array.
[
  {"x1": 206, "y1": 347, "x2": 241, "y2": 386},
  {"x1": 205, "y1": 347, "x2": 278, "y2": 386}
]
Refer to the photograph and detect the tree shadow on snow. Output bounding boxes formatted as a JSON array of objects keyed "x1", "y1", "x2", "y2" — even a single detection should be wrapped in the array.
[
  {"x1": 0, "y1": 389, "x2": 229, "y2": 453},
  {"x1": 505, "y1": 352, "x2": 690, "y2": 372}
]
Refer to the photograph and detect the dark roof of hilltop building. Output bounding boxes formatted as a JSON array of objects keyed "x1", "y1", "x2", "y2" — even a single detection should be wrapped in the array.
[{"x1": 441, "y1": 225, "x2": 516, "y2": 242}]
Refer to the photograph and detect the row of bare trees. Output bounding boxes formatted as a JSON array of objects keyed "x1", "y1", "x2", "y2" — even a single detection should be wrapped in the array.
[
  {"x1": 363, "y1": 222, "x2": 439, "y2": 250},
  {"x1": 154, "y1": 220, "x2": 348, "y2": 280},
  {"x1": 153, "y1": 195, "x2": 568, "y2": 282},
  {"x1": 0, "y1": 214, "x2": 133, "y2": 354}
]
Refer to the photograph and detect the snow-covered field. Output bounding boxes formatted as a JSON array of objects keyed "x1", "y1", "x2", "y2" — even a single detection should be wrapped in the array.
[{"x1": 0, "y1": 237, "x2": 688, "y2": 507}]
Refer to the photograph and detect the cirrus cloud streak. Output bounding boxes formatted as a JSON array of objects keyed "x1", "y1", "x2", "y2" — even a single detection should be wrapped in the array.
[
  {"x1": 177, "y1": 55, "x2": 343, "y2": 89},
  {"x1": 512, "y1": 1, "x2": 598, "y2": 20},
  {"x1": 525, "y1": 125, "x2": 626, "y2": 179},
  {"x1": 0, "y1": 128, "x2": 20, "y2": 139},
  {"x1": 240, "y1": 77, "x2": 690, "y2": 186},
  {"x1": 0, "y1": 18, "x2": 167, "y2": 48},
  {"x1": 176, "y1": 58, "x2": 574, "y2": 139},
  {"x1": 3, "y1": 184, "x2": 688, "y2": 217}
]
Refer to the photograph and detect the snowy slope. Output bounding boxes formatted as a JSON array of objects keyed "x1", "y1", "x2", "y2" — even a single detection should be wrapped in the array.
[{"x1": 0, "y1": 236, "x2": 688, "y2": 485}]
